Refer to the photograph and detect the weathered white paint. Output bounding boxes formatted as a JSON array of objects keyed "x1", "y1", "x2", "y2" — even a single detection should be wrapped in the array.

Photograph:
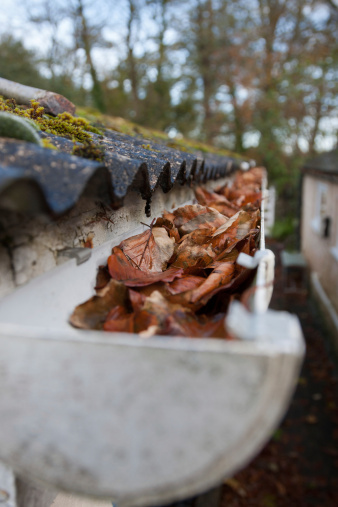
[
  {"x1": 0, "y1": 461, "x2": 16, "y2": 507},
  {"x1": 311, "y1": 272, "x2": 338, "y2": 340},
  {"x1": 51, "y1": 493, "x2": 111, "y2": 507},
  {"x1": 0, "y1": 319, "x2": 303, "y2": 507},
  {"x1": 301, "y1": 174, "x2": 338, "y2": 313},
  {"x1": 0, "y1": 176, "x2": 304, "y2": 507},
  {"x1": 0, "y1": 233, "x2": 304, "y2": 507},
  {"x1": 0, "y1": 178, "x2": 229, "y2": 299},
  {"x1": 264, "y1": 186, "x2": 275, "y2": 237}
]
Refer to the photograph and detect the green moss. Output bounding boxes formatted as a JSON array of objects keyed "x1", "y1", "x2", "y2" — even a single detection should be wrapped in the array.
[
  {"x1": 41, "y1": 138, "x2": 58, "y2": 150},
  {"x1": 72, "y1": 140, "x2": 105, "y2": 161},
  {"x1": 0, "y1": 97, "x2": 245, "y2": 163},
  {"x1": 77, "y1": 106, "x2": 245, "y2": 160},
  {"x1": 0, "y1": 97, "x2": 102, "y2": 144},
  {"x1": 141, "y1": 143, "x2": 161, "y2": 153}
]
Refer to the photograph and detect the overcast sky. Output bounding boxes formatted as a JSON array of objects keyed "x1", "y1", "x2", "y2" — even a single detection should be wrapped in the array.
[{"x1": 1, "y1": 0, "x2": 337, "y2": 151}]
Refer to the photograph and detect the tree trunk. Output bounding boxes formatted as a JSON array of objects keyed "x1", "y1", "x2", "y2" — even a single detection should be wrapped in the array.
[
  {"x1": 77, "y1": 0, "x2": 105, "y2": 112},
  {"x1": 126, "y1": 0, "x2": 140, "y2": 118}
]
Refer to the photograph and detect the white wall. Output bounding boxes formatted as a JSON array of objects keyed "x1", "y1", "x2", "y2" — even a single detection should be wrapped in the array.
[{"x1": 301, "y1": 174, "x2": 338, "y2": 313}]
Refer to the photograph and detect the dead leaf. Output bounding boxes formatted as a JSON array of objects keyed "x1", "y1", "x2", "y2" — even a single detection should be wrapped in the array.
[
  {"x1": 190, "y1": 262, "x2": 235, "y2": 303},
  {"x1": 128, "y1": 288, "x2": 146, "y2": 312},
  {"x1": 152, "y1": 226, "x2": 175, "y2": 268},
  {"x1": 104, "y1": 314, "x2": 134, "y2": 333},
  {"x1": 120, "y1": 228, "x2": 162, "y2": 272},
  {"x1": 94, "y1": 265, "x2": 111, "y2": 291},
  {"x1": 206, "y1": 201, "x2": 241, "y2": 217},
  {"x1": 165, "y1": 204, "x2": 228, "y2": 236},
  {"x1": 224, "y1": 478, "x2": 247, "y2": 497},
  {"x1": 211, "y1": 210, "x2": 260, "y2": 254},
  {"x1": 70, "y1": 167, "x2": 263, "y2": 340},
  {"x1": 211, "y1": 235, "x2": 253, "y2": 264},
  {"x1": 133, "y1": 290, "x2": 226, "y2": 338},
  {"x1": 69, "y1": 279, "x2": 128, "y2": 330},
  {"x1": 167, "y1": 275, "x2": 205, "y2": 295},
  {"x1": 154, "y1": 217, "x2": 180, "y2": 242},
  {"x1": 195, "y1": 187, "x2": 240, "y2": 217},
  {"x1": 108, "y1": 247, "x2": 183, "y2": 286}
]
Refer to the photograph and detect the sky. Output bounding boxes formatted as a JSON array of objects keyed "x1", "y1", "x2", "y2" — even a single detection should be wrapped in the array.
[{"x1": 1, "y1": 0, "x2": 337, "y2": 152}]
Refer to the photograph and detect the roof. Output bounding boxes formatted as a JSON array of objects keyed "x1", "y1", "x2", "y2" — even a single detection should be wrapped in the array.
[
  {"x1": 0, "y1": 102, "x2": 248, "y2": 217},
  {"x1": 302, "y1": 148, "x2": 338, "y2": 181}
]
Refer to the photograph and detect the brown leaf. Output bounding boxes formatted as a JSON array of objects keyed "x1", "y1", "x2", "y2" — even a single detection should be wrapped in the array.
[
  {"x1": 128, "y1": 288, "x2": 146, "y2": 312},
  {"x1": 230, "y1": 190, "x2": 262, "y2": 207},
  {"x1": 206, "y1": 201, "x2": 240, "y2": 217},
  {"x1": 69, "y1": 279, "x2": 129, "y2": 330},
  {"x1": 173, "y1": 245, "x2": 215, "y2": 269},
  {"x1": 195, "y1": 187, "x2": 240, "y2": 217},
  {"x1": 163, "y1": 312, "x2": 226, "y2": 338},
  {"x1": 172, "y1": 229, "x2": 215, "y2": 269},
  {"x1": 213, "y1": 230, "x2": 259, "y2": 263},
  {"x1": 213, "y1": 210, "x2": 258, "y2": 238},
  {"x1": 120, "y1": 228, "x2": 161, "y2": 272},
  {"x1": 103, "y1": 311, "x2": 134, "y2": 333},
  {"x1": 133, "y1": 290, "x2": 226, "y2": 338},
  {"x1": 108, "y1": 247, "x2": 183, "y2": 286},
  {"x1": 166, "y1": 204, "x2": 228, "y2": 236},
  {"x1": 210, "y1": 235, "x2": 252, "y2": 264},
  {"x1": 211, "y1": 210, "x2": 260, "y2": 254},
  {"x1": 133, "y1": 310, "x2": 160, "y2": 335},
  {"x1": 105, "y1": 305, "x2": 128, "y2": 321},
  {"x1": 190, "y1": 262, "x2": 235, "y2": 303},
  {"x1": 204, "y1": 264, "x2": 256, "y2": 305},
  {"x1": 103, "y1": 305, "x2": 134, "y2": 333},
  {"x1": 154, "y1": 217, "x2": 180, "y2": 242},
  {"x1": 71, "y1": 167, "x2": 263, "y2": 339},
  {"x1": 94, "y1": 265, "x2": 111, "y2": 291},
  {"x1": 167, "y1": 275, "x2": 205, "y2": 295},
  {"x1": 152, "y1": 226, "x2": 176, "y2": 268}
]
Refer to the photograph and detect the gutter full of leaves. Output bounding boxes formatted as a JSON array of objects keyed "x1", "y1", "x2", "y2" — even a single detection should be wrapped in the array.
[{"x1": 70, "y1": 167, "x2": 263, "y2": 339}]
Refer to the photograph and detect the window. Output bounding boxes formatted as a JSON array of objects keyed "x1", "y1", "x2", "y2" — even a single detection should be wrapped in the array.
[
  {"x1": 330, "y1": 196, "x2": 338, "y2": 262},
  {"x1": 311, "y1": 182, "x2": 328, "y2": 235}
]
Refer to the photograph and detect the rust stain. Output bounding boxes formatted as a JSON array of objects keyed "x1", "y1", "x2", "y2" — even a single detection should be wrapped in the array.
[{"x1": 83, "y1": 233, "x2": 94, "y2": 249}]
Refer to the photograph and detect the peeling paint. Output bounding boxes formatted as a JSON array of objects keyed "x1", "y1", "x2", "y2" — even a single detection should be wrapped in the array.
[{"x1": 0, "y1": 177, "x2": 230, "y2": 299}]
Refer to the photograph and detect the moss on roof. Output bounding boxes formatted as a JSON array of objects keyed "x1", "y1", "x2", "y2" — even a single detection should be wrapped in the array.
[
  {"x1": 0, "y1": 97, "x2": 102, "y2": 144},
  {"x1": 76, "y1": 106, "x2": 244, "y2": 161},
  {"x1": 0, "y1": 96, "x2": 244, "y2": 163}
]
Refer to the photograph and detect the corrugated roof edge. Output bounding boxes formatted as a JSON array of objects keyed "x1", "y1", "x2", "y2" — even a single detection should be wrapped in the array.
[{"x1": 0, "y1": 136, "x2": 244, "y2": 217}]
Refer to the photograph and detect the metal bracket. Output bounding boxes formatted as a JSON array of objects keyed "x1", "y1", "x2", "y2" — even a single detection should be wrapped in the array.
[
  {"x1": 57, "y1": 247, "x2": 92, "y2": 266},
  {"x1": 237, "y1": 249, "x2": 275, "y2": 313},
  {"x1": 0, "y1": 462, "x2": 16, "y2": 507}
]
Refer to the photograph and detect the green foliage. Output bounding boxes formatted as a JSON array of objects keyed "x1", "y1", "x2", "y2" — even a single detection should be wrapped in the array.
[
  {"x1": 138, "y1": 77, "x2": 174, "y2": 131},
  {"x1": 271, "y1": 217, "x2": 296, "y2": 241},
  {"x1": 272, "y1": 428, "x2": 283, "y2": 442},
  {"x1": 0, "y1": 34, "x2": 47, "y2": 88}
]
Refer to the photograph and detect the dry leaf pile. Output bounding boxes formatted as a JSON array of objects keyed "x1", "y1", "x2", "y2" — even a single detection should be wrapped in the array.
[{"x1": 70, "y1": 167, "x2": 264, "y2": 339}]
